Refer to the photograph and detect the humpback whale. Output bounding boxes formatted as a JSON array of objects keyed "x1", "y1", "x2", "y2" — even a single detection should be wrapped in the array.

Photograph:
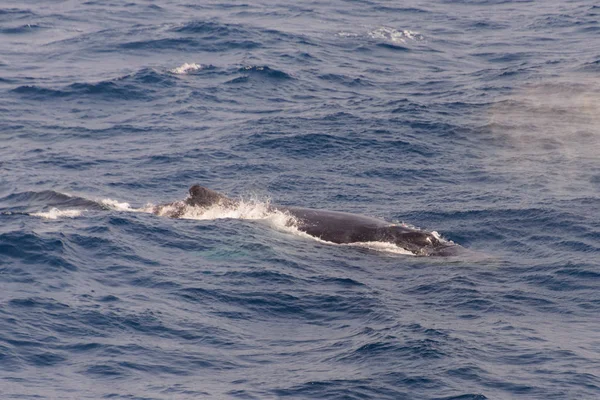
[{"x1": 154, "y1": 185, "x2": 460, "y2": 256}]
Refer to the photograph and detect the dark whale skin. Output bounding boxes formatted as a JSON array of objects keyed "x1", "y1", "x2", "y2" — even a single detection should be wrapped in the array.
[
  {"x1": 276, "y1": 206, "x2": 458, "y2": 256},
  {"x1": 158, "y1": 185, "x2": 461, "y2": 256}
]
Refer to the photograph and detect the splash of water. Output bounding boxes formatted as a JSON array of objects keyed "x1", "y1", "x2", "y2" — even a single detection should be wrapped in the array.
[{"x1": 30, "y1": 208, "x2": 83, "y2": 219}]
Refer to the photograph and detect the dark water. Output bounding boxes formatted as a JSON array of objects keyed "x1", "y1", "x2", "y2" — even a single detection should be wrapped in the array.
[{"x1": 1, "y1": 0, "x2": 599, "y2": 398}]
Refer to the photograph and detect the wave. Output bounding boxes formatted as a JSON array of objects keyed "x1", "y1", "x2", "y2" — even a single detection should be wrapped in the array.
[
  {"x1": 238, "y1": 65, "x2": 292, "y2": 80},
  {"x1": 0, "y1": 8, "x2": 36, "y2": 18},
  {"x1": 11, "y1": 85, "x2": 69, "y2": 98},
  {"x1": 10, "y1": 63, "x2": 291, "y2": 101},
  {"x1": 119, "y1": 36, "x2": 259, "y2": 52},
  {"x1": 0, "y1": 190, "x2": 112, "y2": 221},
  {"x1": 225, "y1": 65, "x2": 293, "y2": 85},
  {"x1": 225, "y1": 75, "x2": 249, "y2": 84},
  {"x1": 11, "y1": 68, "x2": 175, "y2": 101},
  {"x1": 125, "y1": 68, "x2": 178, "y2": 86},
  {"x1": 119, "y1": 37, "x2": 198, "y2": 50},
  {"x1": 11, "y1": 82, "x2": 143, "y2": 100},
  {"x1": 238, "y1": 132, "x2": 392, "y2": 157},
  {"x1": 337, "y1": 26, "x2": 424, "y2": 49},
  {"x1": 319, "y1": 73, "x2": 372, "y2": 87},
  {"x1": 169, "y1": 62, "x2": 205, "y2": 75},
  {"x1": 376, "y1": 42, "x2": 411, "y2": 51},
  {"x1": 581, "y1": 59, "x2": 600, "y2": 72},
  {"x1": 67, "y1": 81, "x2": 148, "y2": 99},
  {"x1": 30, "y1": 209, "x2": 84, "y2": 219},
  {"x1": 169, "y1": 19, "x2": 310, "y2": 48},
  {"x1": 0, "y1": 24, "x2": 44, "y2": 35},
  {"x1": 368, "y1": 27, "x2": 424, "y2": 44},
  {"x1": 0, "y1": 190, "x2": 106, "y2": 213},
  {"x1": 374, "y1": 6, "x2": 430, "y2": 14},
  {"x1": 170, "y1": 20, "x2": 247, "y2": 36}
]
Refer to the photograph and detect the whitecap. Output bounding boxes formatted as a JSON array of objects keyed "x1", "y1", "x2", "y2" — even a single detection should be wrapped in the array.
[
  {"x1": 337, "y1": 31, "x2": 360, "y2": 38},
  {"x1": 30, "y1": 208, "x2": 83, "y2": 219},
  {"x1": 169, "y1": 62, "x2": 203, "y2": 75},
  {"x1": 368, "y1": 27, "x2": 423, "y2": 43},
  {"x1": 100, "y1": 198, "x2": 136, "y2": 211}
]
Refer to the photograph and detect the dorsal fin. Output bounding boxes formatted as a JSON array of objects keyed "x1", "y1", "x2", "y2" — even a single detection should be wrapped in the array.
[{"x1": 187, "y1": 185, "x2": 233, "y2": 208}]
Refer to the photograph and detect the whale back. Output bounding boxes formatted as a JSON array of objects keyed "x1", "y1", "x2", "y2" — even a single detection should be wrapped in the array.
[
  {"x1": 155, "y1": 185, "x2": 461, "y2": 256},
  {"x1": 277, "y1": 206, "x2": 392, "y2": 243},
  {"x1": 279, "y1": 206, "x2": 458, "y2": 255}
]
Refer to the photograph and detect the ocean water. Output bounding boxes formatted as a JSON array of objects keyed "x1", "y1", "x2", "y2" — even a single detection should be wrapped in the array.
[{"x1": 1, "y1": 0, "x2": 599, "y2": 398}]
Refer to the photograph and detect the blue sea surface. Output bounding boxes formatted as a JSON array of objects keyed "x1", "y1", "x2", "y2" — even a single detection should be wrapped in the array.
[{"x1": 1, "y1": 0, "x2": 600, "y2": 398}]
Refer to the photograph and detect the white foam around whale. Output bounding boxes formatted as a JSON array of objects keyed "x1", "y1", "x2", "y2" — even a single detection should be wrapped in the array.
[
  {"x1": 150, "y1": 199, "x2": 418, "y2": 254},
  {"x1": 150, "y1": 198, "x2": 298, "y2": 231},
  {"x1": 101, "y1": 198, "x2": 136, "y2": 211},
  {"x1": 30, "y1": 195, "x2": 438, "y2": 255},
  {"x1": 30, "y1": 208, "x2": 83, "y2": 219}
]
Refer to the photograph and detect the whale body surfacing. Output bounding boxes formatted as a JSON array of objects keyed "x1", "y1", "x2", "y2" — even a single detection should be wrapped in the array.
[{"x1": 154, "y1": 184, "x2": 460, "y2": 256}]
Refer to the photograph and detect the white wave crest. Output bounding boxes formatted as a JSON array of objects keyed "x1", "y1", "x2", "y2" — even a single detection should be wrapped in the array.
[
  {"x1": 100, "y1": 198, "x2": 136, "y2": 211},
  {"x1": 368, "y1": 27, "x2": 423, "y2": 43},
  {"x1": 169, "y1": 63, "x2": 203, "y2": 74},
  {"x1": 337, "y1": 31, "x2": 360, "y2": 38},
  {"x1": 31, "y1": 208, "x2": 83, "y2": 219}
]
